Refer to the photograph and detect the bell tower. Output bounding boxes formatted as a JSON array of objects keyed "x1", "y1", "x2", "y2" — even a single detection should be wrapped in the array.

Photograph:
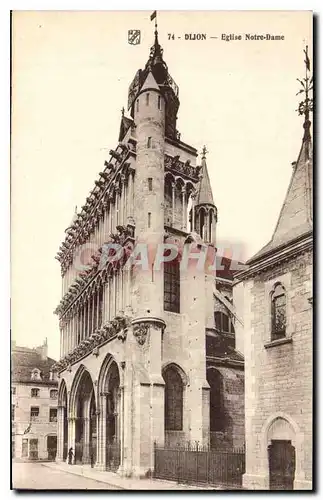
[{"x1": 126, "y1": 20, "x2": 179, "y2": 476}]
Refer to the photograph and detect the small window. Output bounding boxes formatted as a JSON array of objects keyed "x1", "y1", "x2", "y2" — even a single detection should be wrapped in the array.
[
  {"x1": 50, "y1": 389, "x2": 58, "y2": 399},
  {"x1": 49, "y1": 408, "x2": 57, "y2": 423},
  {"x1": 12, "y1": 404, "x2": 15, "y2": 421},
  {"x1": 148, "y1": 178, "x2": 153, "y2": 191},
  {"x1": 148, "y1": 212, "x2": 151, "y2": 228},
  {"x1": 30, "y1": 407, "x2": 39, "y2": 421},
  {"x1": 147, "y1": 137, "x2": 152, "y2": 148},
  {"x1": 146, "y1": 93, "x2": 150, "y2": 105},
  {"x1": 31, "y1": 388, "x2": 40, "y2": 398},
  {"x1": 136, "y1": 99, "x2": 139, "y2": 112},
  {"x1": 271, "y1": 283, "x2": 286, "y2": 341},
  {"x1": 158, "y1": 95, "x2": 161, "y2": 109},
  {"x1": 12, "y1": 387, "x2": 16, "y2": 395}
]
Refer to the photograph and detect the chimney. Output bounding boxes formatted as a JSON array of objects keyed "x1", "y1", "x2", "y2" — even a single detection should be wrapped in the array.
[{"x1": 36, "y1": 338, "x2": 48, "y2": 360}]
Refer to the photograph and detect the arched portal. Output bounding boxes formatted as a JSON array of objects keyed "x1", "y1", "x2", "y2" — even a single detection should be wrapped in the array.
[
  {"x1": 98, "y1": 356, "x2": 121, "y2": 471},
  {"x1": 73, "y1": 369, "x2": 96, "y2": 465}
]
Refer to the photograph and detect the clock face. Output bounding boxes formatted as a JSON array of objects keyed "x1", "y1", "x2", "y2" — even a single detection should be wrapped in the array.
[{"x1": 128, "y1": 70, "x2": 141, "y2": 110}]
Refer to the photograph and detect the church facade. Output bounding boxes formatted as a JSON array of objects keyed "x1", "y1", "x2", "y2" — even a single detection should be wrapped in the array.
[{"x1": 53, "y1": 30, "x2": 244, "y2": 477}]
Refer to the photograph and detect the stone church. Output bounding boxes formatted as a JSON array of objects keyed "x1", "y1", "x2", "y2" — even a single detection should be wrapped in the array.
[
  {"x1": 53, "y1": 29, "x2": 244, "y2": 476},
  {"x1": 234, "y1": 50, "x2": 313, "y2": 490}
]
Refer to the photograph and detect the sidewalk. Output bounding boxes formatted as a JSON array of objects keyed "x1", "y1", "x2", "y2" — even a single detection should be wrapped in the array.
[{"x1": 41, "y1": 462, "x2": 222, "y2": 490}]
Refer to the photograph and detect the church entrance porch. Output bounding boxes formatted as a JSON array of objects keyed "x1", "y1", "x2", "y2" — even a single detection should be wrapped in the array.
[
  {"x1": 102, "y1": 360, "x2": 121, "y2": 471},
  {"x1": 73, "y1": 370, "x2": 97, "y2": 465}
]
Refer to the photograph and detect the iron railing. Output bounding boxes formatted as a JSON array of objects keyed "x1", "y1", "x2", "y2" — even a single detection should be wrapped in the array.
[{"x1": 154, "y1": 442, "x2": 245, "y2": 488}]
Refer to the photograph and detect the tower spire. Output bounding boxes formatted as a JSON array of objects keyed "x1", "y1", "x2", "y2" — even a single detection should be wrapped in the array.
[{"x1": 296, "y1": 45, "x2": 313, "y2": 153}]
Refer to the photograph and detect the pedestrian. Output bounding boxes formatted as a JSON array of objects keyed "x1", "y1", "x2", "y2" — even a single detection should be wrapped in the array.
[
  {"x1": 68, "y1": 447, "x2": 74, "y2": 465},
  {"x1": 90, "y1": 450, "x2": 95, "y2": 468}
]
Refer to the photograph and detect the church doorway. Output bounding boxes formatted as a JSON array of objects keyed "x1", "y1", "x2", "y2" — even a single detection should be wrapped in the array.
[{"x1": 268, "y1": 440, "x2": 295, "y2": 490}]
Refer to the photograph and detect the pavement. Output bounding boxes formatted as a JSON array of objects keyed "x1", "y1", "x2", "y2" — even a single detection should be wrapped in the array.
[
  {"x1": 12, "y1": 461, "x2": 119, "y2": 490},
  {"x1": 12, "y1": 460, "x2": 221, "y2": 490}
]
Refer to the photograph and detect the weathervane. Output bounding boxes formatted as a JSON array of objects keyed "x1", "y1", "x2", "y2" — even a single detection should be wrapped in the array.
[
  {"x1": 296, "y1": 45, "x2": 313, "y2": 142},
  {"x1": 201, "y1": 145, "x2": 208, "y2": 160}
]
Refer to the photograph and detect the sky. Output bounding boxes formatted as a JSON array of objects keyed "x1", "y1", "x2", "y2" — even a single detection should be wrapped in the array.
[{"x1": 11, "y1": 10, "x2": 312, "y2": 359}]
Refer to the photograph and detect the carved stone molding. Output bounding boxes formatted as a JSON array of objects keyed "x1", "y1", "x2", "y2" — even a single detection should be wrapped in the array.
[{"x1": 133, "y1": 323, "x2": 149, "y2": 346}]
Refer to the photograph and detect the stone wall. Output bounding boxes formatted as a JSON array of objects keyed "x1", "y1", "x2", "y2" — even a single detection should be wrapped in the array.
[{"x1": 240, "y1": 248, "x2": 312, "y2": 489}]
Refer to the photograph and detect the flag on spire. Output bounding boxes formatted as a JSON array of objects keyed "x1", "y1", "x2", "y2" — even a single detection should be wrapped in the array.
[{"x1": 150, "y1": 11, "x2": 157, "y2": 21}]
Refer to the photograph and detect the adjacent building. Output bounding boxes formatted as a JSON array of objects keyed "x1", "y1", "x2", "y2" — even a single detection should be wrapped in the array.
[
  {"x1": 53, "y1": 29, "x2": 244, "y2": 476},
  {"x1": 12, "y1": 340, "x2": 58, "y2": 461},
  {"x1": 233, "y1": 52, "x2": 313, "y2": 490}
]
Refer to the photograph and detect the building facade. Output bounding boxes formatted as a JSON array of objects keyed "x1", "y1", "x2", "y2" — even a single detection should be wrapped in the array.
[
  {"x1": 53, "y1": 30, "x2": 244, "y2": 476},
  {"x1": 233, "y1": 55, "x2": 313, "y2": 490},
  {"x1": 12, "y1": 340, "x2": 58, "y2": 461}
]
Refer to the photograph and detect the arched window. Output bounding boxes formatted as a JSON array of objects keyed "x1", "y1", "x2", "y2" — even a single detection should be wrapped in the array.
[
  {"x1": 207, "y1": 369, "x2": 225, "y2": 432},
  {"x1": 271, "y1": 283, "x2": 286, "y2": 340},
  {"x1": 164, "y1": 258, "x2": 180, "y2": 313},
  {"x1": 199, "y1": 209, "x2": 205, "y2": 239},
  {"x1": 164, "y1": 366, "x2": 183, "y2": 431}
]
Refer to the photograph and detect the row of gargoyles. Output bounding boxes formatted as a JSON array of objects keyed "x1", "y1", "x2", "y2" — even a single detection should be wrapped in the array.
[{"x1": 53, "y1": 315, "x2": 131, "y2": 372}]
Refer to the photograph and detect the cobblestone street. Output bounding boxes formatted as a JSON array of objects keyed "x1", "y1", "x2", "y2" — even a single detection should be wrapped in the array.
[{"x1": 12, "y1": 461, "x2": 121, "y2": 490}]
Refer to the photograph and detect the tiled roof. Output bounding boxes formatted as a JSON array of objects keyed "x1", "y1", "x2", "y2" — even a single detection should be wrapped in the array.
[
  {"x1": 216, "y1": 256, "x2": 244, "y2": 281},
  {"x1": 12, "y1": 346, "x2": 57, "y2": 385},
  {"x1": 247, "y1": 136, "x2": 313, "y2": 264}
]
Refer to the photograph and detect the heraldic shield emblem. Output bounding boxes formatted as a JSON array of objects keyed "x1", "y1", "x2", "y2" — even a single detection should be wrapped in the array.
[{"x1": 128, "y1": 30, "x2": 141, "y2": 45}]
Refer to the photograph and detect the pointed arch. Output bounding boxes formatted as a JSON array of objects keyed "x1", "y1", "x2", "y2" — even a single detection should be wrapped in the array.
[
  {"x1": 58, "y1": 378, "x2": 68, "y2": 407},
  {"x1": 98, "y1": 353, "x2": 120, "y2": 396},
  {"x1": 69, "y1": 364, "x2": 95, "y2": 415}
]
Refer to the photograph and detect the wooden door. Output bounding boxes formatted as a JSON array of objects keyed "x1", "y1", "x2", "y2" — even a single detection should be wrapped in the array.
[{"x1": 269, "y1": 440, "x2": 295, "y2": 490}]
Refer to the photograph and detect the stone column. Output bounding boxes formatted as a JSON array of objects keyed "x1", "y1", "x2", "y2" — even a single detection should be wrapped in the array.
[
  {"x1": 82, "y1": 417, "x2": 91, "y2": 464},
  {"x1": 56, "y1": 405, "x2": 65, "y2": 462},
  {"x1": 59, "y1": 327, "x2": 63, "y2": 359},
  {"x1": 91, "y1": 292, "x2": 96, "y2": 334},
  {"x1": 120, "y1": 175, "x2": 125, "y2": 225},
  {"x1": 130, "y1": 319, "x2": 166, "y2": 477},
  {"x1": 171, "y1": 182, "x2": 175, "y2": 226},
  {"x1": 67, "y1": 417, "x2": 76, "y2": 464},
  {"x1": 87, "y1": 295, "x2": 91, "y2": 338},
  {"x1": 191, "y1": 192, "x2": 197, "y2": 232},
  {"x1": 181, "y1": 187, "x2": 186, "y2": 230}
]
